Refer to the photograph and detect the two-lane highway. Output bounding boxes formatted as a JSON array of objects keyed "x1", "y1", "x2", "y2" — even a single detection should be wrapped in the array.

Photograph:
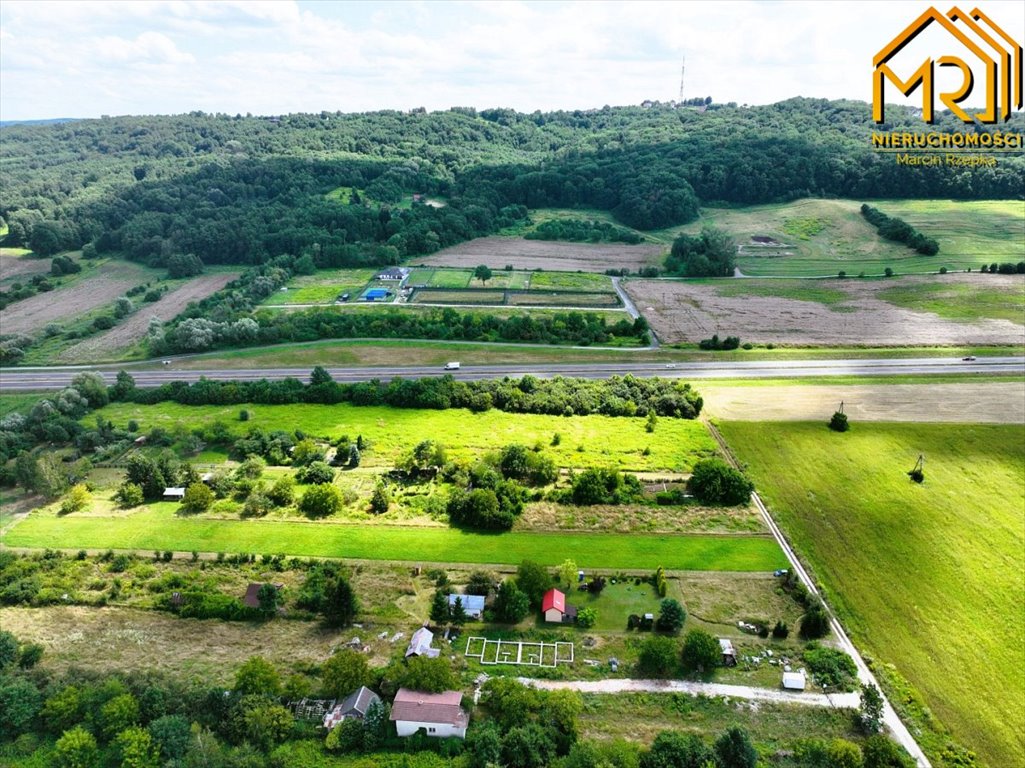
[{"x1": 1, "y1": 356, "x2": 1022, "y2": 391}]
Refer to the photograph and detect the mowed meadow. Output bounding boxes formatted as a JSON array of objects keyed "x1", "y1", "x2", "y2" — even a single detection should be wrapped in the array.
[
  {"x1": 718, "y1": 421, "x2": 1025, "y2": 767},
  {"x1": 90, "y1": 401, "x2": 719, "y2": 472}
]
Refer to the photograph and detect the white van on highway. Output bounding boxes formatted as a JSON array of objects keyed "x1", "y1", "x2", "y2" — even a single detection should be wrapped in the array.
[{"x1": 444, "y1": 361, "x2": 461, "y2": 370}]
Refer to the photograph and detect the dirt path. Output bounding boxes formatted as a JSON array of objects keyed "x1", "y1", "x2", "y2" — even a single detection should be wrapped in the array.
[
  {"x1": 59, "y1": 273, "x2": 238, "y2": 362},
  {"x1": 518, "y1": 677, "x2": 859, "y2": 709}
]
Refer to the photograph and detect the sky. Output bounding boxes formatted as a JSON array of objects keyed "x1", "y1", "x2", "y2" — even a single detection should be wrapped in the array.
[{"x1": 1, "y1": 0, "x2": 1023, "y2": 120}]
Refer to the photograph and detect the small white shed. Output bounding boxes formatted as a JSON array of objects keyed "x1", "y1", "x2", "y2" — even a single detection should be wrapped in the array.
[{"x1": 782, "y1": 669, "x2": 807, "y2": 691}]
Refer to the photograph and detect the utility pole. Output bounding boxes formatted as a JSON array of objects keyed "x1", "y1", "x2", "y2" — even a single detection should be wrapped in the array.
[{"x1": 679, "y1": 55, "x2": 685, "y2": 103}]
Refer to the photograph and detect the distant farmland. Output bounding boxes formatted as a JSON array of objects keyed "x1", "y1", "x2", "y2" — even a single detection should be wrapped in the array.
[
  {"x1": 625, "y1": 273, "x2": 1024, "y2": 346},
  {"x1": 421, "y1": 236, "x2": 665, "y2": 272}
]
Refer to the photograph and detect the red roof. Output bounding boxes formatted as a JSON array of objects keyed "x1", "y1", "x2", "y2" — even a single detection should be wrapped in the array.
[
  {"x1": 389, "y1": 688, "x2": 467, "y2": 727},
  {"x1": 541, "y1": 588, "x2": 565, "y2": 614}
]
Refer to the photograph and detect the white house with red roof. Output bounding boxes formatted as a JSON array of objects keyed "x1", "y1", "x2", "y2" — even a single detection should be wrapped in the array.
[
  {"x1": 541, "y1": 588, "x2": 577, "y2": 623},
  {"x1": 390, "y1": 688, "x2": 468, "y2": 738}
]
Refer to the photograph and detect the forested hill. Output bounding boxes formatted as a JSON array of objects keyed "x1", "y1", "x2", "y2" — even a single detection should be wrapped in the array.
[{"x1": 1, "y1": 98, "x2": 1022, "y2": 267}]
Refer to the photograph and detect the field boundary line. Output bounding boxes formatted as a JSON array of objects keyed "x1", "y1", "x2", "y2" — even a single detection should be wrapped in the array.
[{"x1": 703, "y1": 419, "x2": 932, "y2": 767}]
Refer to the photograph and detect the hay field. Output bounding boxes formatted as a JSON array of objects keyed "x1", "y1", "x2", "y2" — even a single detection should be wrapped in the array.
[{"x1": 720, "y1": 421, "x2": 1025, "y2": 766}]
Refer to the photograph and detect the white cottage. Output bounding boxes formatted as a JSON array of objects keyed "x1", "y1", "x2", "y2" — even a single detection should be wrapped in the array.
[{"x1": 390, "y1": 688, "x2": 468, "y2": 739}]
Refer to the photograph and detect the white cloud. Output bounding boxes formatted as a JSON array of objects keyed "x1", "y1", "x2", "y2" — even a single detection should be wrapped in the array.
[
  {"x1": 1, "y1": 0, "x2": 1022, "y2": 119},
  {"x1": 92, "y1": 31, "x2": 195, "y2": 65}
]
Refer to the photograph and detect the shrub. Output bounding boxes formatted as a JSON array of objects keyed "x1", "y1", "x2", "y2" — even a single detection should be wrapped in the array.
[
  {"x1": 829, "y1": 411, "x2": 850, "y2": 432},
  {"x1": 295, "y1": 461, "x2": 335, "y2": 485},
  {"x1": 299, "y1": 484, "x2": 343, "y2": 518},
  {"x1": 181, "y1": 482, "x2": 214, "y2": 513},
  {"x1": 18, "y1": 642, "x2": 44, "y2": 669},
  {"x1": 656, "y1": 598, "x2": 686, "y2": 633},
  {"x1": 59, "y1": 483, "x2": 91, "y2": 515},
  {"x1": 267, "y1": 475, "x2": 296, "y2": 506},
  {"x1": 369, "y1": 482, "x2": 391, "y2": 514},
  {"x1": 799, "y1": 599, "x2": 831, "y2": 640},
  {"x1": 576, "y1": 607, "x2": 597, "y2": 629},
  {"x1": 687, "y1": 458, "x2": 753, "y2": 505},
  {"x1": 884, "y1": 267, "x2": 894, "y2": 277},
  {"x1": 771, "y1": 620, "x2": 789, "y2": 639},
  {"x1": 239, "y1": 409, "x2": 250, "y2": 421},
  {"x1": 638, "y1": 636, "x2": 678, "y2": 677},
  {"x1": 680, "y1": 628, "x2": 720, "y2": 674},
  {"x1": 803, "y1": 644, "x2": 857, "y2": 690}
]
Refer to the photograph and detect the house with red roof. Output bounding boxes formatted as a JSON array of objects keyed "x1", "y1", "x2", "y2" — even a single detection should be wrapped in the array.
[
  {"x1": 542, "y1": 588, "x2": 577, "y2": 623},
  {"x1": 390, "y1": 688, "x2": 468, "y2": 739}
]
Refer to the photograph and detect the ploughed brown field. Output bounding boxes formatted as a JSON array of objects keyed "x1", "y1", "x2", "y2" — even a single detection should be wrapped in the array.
[
  {"x1": 701, "y1": 382, "x2": 1025, "y2": 424},
  {"x1": 59, "y1": 273, "x2": 239, "y2": 362},
  {"x1": 1, "y1": 261, "x2": 154, "y2": 336},
  {"x1": 419, "y1": 236, "x2": 665, "y2": 272},
  {"x1": 625, "y1": 274, "x2": 1025, "y2": 346}
]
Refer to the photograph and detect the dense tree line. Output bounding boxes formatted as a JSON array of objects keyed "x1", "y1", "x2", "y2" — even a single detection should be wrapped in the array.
[
  {"x1": 154, "y1": 305, "x2": 649, "y2": 354},
  {"x1": 860, "y1": 204, "x2": 939, "y2": 255},
  {"x1": 2, "y1": 100, "x2": 1020, "y2": 273},
  {"x1": 126, "y1": 370, "x2": 704, "y2": 419},
  {"x1": 525, "y1": 219, "x2": 644, "y2": 243}
]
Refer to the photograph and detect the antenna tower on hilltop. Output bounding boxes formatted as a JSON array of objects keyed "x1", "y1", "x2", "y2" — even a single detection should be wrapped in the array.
[{"x1": 679, "y1": 55, "x2": 685, "y2": 103}]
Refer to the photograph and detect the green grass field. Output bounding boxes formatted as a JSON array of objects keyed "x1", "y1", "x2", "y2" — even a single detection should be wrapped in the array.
[
  {"x1": 878, "y1": 280, "x2": 1025, "y2": 325},
  {"x1": 261, "y1": 268, "x2": 375, "y2": 305},
  {"x1": 658, "y1": 199, "x2": 1024, "y2": 277},
  {"x1": 529, "y1": 271, "x2": 614, "y2": 291},
  {"x1": 88, "y1": 402, "x2": 719, "y2": 472},
  {"x1": 718, "y1": 421, "x2": 1025, "y2": 767},
  {"x1": 3, "y1": 505, "x2": 784, "y2": 571}
]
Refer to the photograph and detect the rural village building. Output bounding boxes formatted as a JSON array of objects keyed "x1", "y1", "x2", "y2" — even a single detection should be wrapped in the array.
[
  {"x1": 162, "y1": 487, "x2": 185, "y2": 501},
  {"x1": 389, "y1": 688, "x2": 468, "y2": 739},
  {"x1": 322, "y1": 686, "x2": 382, "y2": 730},
  {"x1": 542, "y1": 588, "x2": 577, "y2": 623},
  {"x1": 405, "y1": 627, "x2": 440, "y2": 658},
  {"x1": 447, "y1": 594, "x2": 485, "y2": 620},
  {"x1": 375, "y1": 267, "x2": 409, "y2": 281},
  {"x1": 782, "y1": 669, "x2": 807, "y2": 691}
]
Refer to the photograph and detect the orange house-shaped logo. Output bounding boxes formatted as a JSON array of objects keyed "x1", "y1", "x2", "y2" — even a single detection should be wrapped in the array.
[{"x1": 873, "y1": 6, "x2": 1023, "y2": 124}]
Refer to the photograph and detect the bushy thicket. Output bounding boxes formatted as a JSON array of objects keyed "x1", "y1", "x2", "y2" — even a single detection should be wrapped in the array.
[
  {"x1": 860, "y1": 204, "x2": 939, "y2": 255},
  {"x1": 664, "y1": 227, "x2": 736, "y2": 277},
  {"x1": 157, "y1": 304, "x2": 649, "y2": 354},
  {"x1": 127, "y1": 371, "x2": 704, "y2": 419},
  {"x1": 525, "y1": 218, "x2": 644, "y2": 244}
]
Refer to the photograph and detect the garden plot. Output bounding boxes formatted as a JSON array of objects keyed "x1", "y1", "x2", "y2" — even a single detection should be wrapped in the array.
[
  {"x1": 465, "y1": 636, "x2": 575, "y2": 668},
  {"x1": 421, "y1": 237, "x2": 664, "y2": 272}
]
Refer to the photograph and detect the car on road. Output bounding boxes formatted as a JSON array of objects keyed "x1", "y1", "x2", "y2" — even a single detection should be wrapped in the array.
[
  {"x1": 444, "y1": 361, "x2": 460, "y2": 370},
  {"x1": 962, "y1": 356, "x2": 977, "y2": 362},
  {"x1": 664, "y1": 363, "x2": 677, "y2": 369}
]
